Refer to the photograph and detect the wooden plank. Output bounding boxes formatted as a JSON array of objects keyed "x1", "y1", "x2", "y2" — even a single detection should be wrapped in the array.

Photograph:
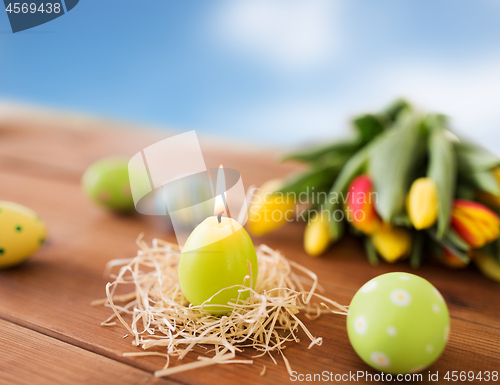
[
  {"x1": 0, "y1": 319, "x2": 171, "y2": 385},
  {"x1": 0, "y1": 114, "x2": 499, "y2": 384}
]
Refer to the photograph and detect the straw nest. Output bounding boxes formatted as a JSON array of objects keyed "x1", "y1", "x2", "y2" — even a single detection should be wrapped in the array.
[{"x1": 94, "y1": 236, "x2": 348, "y2": 377}]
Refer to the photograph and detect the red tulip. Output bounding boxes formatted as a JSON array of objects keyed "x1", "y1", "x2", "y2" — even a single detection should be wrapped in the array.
[
  {"x1": 451, "y1": 199, "x2": 500, "y2": 248},
  {"x1": 346, "y1": 175, "x2": 381, "y2": 234}
]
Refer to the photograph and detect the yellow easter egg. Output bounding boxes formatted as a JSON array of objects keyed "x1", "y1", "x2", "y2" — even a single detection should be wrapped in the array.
[{"x1": 0, "y1": 201, "x2": 47, "y2": 269}]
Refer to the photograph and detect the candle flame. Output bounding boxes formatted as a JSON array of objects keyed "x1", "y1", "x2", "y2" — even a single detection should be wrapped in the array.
[
  {"x1": 214, "y1": 194, "x2": 226, "y2": 217},
  {"x1": 214, "y1": 165, "x2": 226, "y2": 218}
]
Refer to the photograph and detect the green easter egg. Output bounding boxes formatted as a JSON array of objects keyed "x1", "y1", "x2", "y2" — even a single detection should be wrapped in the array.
[
  {"x1": 347, "y1": 272, "x2": 450, "y2": 374},
  {"x1": 82, "y1": 156, "x2": 135, "y2": 213},
  {"x1": 0, "y1": 201, "x2": 47, "y2": 269}
]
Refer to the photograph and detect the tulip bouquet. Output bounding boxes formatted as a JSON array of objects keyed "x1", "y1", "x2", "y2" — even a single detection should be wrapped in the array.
[{"x1": 247, "y1": 99, "x2": 500, "y2": 282}]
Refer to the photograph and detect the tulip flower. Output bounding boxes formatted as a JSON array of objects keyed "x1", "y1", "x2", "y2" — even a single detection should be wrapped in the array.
[
  {"x1": 371, "y1": 225, "x2": 412, "y2": 263},
  {"x1": 476, "y1": 167, "x2": 500, "y2": 210},
  {"x1": 406, "y1": 178, "x2": 438, "y2": 230},
  {"x1": 345, "y1": 175, "x2": 381, "y2": 235},
  {"x1": 304, "y1": 212, "x2": 331, "y2": 257},
  {"x1": 451, "y1": 199, "x2": 500, "y2": 249},
  {"x1": 474, "y1": 250, "x2": 500, "y2": 283},
  {"x1": 247, "y1": 179, "x2": 295, "y2": 236},
  {"x1": 436, "y1": 247, "x2": 470, "y2": 269}
]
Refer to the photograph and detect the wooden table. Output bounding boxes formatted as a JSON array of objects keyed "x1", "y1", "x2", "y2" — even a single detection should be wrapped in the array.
[{"x1": 0, "y1": 107, "x2": 498, "y2": 384}]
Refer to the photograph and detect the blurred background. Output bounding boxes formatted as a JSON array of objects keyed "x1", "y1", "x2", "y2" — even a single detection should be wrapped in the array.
[{"x1": 1, "y1": 0, "x2": 500, "y2": 152}]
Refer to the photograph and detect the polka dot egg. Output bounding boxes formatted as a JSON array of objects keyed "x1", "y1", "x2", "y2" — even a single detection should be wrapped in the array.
[
  {"x1": 82, "y1": 156, "x2": 135, "y2": 213},
  {"x1": 0, "y1": 201, "x2": 47, "y2": 269},
  {"x1": 347, "y1": 272, "x2": 450, "y2": 374}
]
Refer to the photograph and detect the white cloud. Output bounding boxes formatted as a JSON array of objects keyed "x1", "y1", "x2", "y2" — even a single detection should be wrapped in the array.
[
  {"x1": 221, "y1": 56, "x2": 500, "y2": 154},
  {"x1": 378, "y1": 57, "x2": 500, "y2": 153},
  {"x1": 212, "y1": 0, "x2": 339, "y2": 72},
  {"x1": 229, "y1": 97, "x2": 352, "y2": 144}
]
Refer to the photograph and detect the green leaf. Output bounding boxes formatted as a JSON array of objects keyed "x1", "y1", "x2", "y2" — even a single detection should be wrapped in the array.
[
  {"x1": 426, "y1": 120, "x2": 457, "y2": 238},
  {"x1": 327, "y1": 138, "x2": 380, "y2": 197},
  {"x1": 456, "y1": 140, "x2": 500, "y2": 172},
  {"x1": 462, "y1": 169, "x2": 500, "y2": 196},
  {"x1": 368, "y1": 111, "x2": 428, "y2": 222},
  {"x1": 391, "y1": 212, "x2": 412, "y2": 228},
  {"x1": 423, "y1": 113, "x2": 448, "y2": 130},
  {"x1": 456, "y1": 183, "x2": 476, "y2": 200},
  {"x1": 443, "y1": 244, "x2": 471, "y2": 264},
  {"x1": 311, "y1": 151, "x2": 352, "y2": 169},
  {"x1": 429, "y1": 238, "x2": 471, "y2": 265},
  {"x1": 410, "y1": 232, "x2": 425, "y2": 269},
  {"x1": 364, "y1": 237, "x2": 379, "y2": 266},
  {"x1": 445, "y1": 228, "x2": 471, "y2": 251},
  {"x1": 326, "y1": 210, "x2": 345, "y2": 243},
  {"x1": 378, "y1": 98, "x2": 412, "y2": 124},
  {"x1": 324, "y1": 200, "x2": 344, "y2": 239},
  {"x1": 456, "y1": 139, "x2": 500, "y2": 195},
  {"x1": 352, "y1": 114, "x2": 385, "y2": 144},
  {"x1": 322, "y1": 135, "x2": 385, "y2": 238},
  {"x1": 280, "y1": 137, "x2": 360, "y2": 163},
  {"x1": 427, "y1": 227, "x2": 471, "y2": 266},
  {"x1": 426, "y1": 227, "x2": 470, "y2": 252},
  {"x1": 276, "y1": 164, "x2": 340, "y2": 198}
]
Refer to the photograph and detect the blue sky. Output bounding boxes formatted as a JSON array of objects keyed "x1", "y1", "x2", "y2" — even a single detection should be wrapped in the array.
[{"x1": 1, "y1": 0, "x2": 500, "y2": 150}]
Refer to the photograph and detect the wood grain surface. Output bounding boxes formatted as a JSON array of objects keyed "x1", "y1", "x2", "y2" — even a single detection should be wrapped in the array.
[
  {"x1": 0, "y1": 320, "x2": 168, "y2": 385},
  {"x1": 0, "y1": 108, "x2": 499, "y2": 384}
]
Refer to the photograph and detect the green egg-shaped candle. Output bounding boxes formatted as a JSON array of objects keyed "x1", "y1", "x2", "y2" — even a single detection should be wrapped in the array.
[
  {"x1": 82, "y1": 156, "x2": 135, "y2": 213},
  {"x1": 179, "y1": 216, "x2": 258, "y2": 315},
  {"x1": 347, "y1": 272, "x2": 450, "y2": 374},
  {"x1": 0, "y1": 201, "x2": 47, "y2": 269}
]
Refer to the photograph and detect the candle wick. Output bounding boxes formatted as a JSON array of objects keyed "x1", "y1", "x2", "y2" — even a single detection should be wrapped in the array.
[{"x1": 217, "y1": 213, "x2": 222, "y2": 223}]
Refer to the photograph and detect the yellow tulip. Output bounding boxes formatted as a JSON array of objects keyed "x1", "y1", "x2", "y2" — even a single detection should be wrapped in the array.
[
  {"x1": 406, "y1": 178, "x2": 438, "y2": 230},
  {"x1": 247, "y1": 179, "x2": 295, "y2": 236},
  {"x1": 477, "y1": 168, "x2": 500, "y2": 210},
  {"x1": 474, "y1": 250, "x2": 500, "y2": 283},
  {"x1": 304, "y1": 213, "x2": 331, "y2": 257},
  {"x1": 371, "y1": 225, "x2": 412, "y2": 263}
]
